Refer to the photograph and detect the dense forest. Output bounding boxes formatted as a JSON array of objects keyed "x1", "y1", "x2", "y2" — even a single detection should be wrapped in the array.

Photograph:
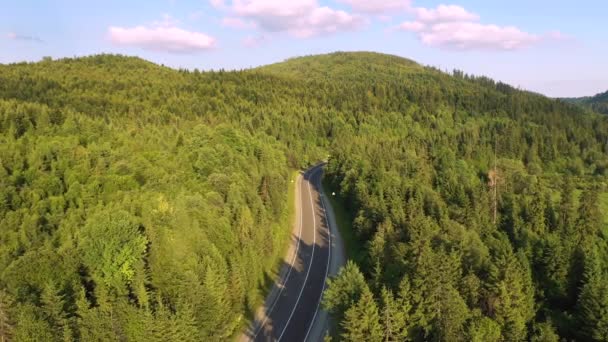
[
  {"x1": 564, "y1": 90, "x2": 608, "y2": 115},
  {"x1": 0, "y1": 52, "x2": 607, "y2": 341}
]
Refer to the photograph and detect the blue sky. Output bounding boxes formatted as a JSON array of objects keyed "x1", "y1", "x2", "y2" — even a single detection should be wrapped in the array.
[{"x1": 2, "y1": 0, "x2": 607, "y2": 97}]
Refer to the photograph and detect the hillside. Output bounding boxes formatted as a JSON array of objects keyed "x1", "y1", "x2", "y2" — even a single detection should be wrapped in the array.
[
  {"x1": 563, "y1": 89, "x2": 608, "y2": 114},
  {"x1": 0, "y1": 52, "x2": 607, "y2": 341},
  {"x1": 258, "y1": 51, "x2": 423, "y2": 81}
]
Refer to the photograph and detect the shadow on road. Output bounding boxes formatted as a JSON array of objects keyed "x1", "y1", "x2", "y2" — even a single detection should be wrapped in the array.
[{"x1": 243, "y1": 169, "x2": 331, "y2": 342}]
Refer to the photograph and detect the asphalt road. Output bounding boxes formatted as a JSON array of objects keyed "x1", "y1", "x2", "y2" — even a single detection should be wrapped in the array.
[{"x1": 240, "y1": 164, "x2": 344, "y2": 342}]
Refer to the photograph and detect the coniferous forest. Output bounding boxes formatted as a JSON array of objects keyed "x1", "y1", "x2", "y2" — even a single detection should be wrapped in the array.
[
  {"x1": 564, "y1": 90, "x2": 608, "y2": 115},
  {"x1": 0, "y1": 52, "x2": 607, "y2": 341}
]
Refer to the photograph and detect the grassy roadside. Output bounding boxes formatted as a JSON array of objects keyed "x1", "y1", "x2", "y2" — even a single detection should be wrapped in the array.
[
  {"x1": 266, "y1": 169, "x2": 301, "y2": 296},
  {"x1": 282, "y1": 169, "x2": 301, "y2": 261},
  {"x1": 321, "y1": 178, "x2": 365, "y2": 269},
  {"x1": 236, "y1": 169, "x2": 301, "y2": 339}
]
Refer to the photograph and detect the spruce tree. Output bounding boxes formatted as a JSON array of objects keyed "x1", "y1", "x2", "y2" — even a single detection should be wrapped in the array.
[
  {"x1": 577, "y1": 248, "x2": 608, "y2": 341},
  {"x1": 341, "y1": 289, "x2": 383, "y2": 342},
  {"x1": 380, "y1": 287, "x2": 410, "y2": 341},
  {"x1": 0, "y1": 291, "x2": 13, "y2": 342}
]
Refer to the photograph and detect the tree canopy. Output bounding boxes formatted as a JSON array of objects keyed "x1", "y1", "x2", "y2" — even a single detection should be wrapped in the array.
[{"x1": 0, "y1": 51, "x2": 607, "y2": 341}]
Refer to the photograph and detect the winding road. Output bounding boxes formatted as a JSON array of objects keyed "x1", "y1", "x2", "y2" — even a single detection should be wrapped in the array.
[{"x1": 240, "y1": 164, "x2": 345, "y2": 342}]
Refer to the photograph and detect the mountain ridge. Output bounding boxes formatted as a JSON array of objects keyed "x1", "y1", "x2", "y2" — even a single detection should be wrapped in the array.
[{"x1": 563, "y1": 89, "x2": 608, "y2": 114}]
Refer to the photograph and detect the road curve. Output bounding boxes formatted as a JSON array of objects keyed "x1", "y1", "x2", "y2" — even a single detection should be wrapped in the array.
[{"x1": 239, "y1": 164, "x2": 345, "y2": 342}]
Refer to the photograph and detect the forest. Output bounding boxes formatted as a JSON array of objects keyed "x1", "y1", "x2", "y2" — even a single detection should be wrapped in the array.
[
  {"x1": 0, "y1": 52, "x2": 607, "y2": 341},
  {"x1": 564, "y1": 90, "x2": 608, "y2": 115}
]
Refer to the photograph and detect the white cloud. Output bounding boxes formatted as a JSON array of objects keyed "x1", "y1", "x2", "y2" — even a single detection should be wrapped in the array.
[
  {"x1": 232, "y1": 0, "x2": 316, "y2": 17},
  {"x1": 418, "y1": 22, "x2": 540, "y2": 50},
  {"x1": 336, "y1": 0, "x2": 411, "y2": 14},
  {"x1": 222, "y1": 17, "x2": 257, "y2": 29},
  {"x1": 210, "y1": 0, "x2": 227, "y2": 9},
  {"x1": 108, "y1": 24, "x2": 215, "y2": 53},
  {"x1": 213, "y1": 0, "x2": 365, "y2": 38},
  {"x1": 414, "y1": 5, "x2": 479, "y2": 23},
  {"x1": 291, "y1": 6, "x2": 365, "y2": 38},
  {"x1": 6, "y1": 32, "x2": 44, "y2": 43},
  {"x1": 545, "y1": 30, "x2": 573, "y2": 41},
  {"x1": 398, "y1": 21, "x2": 425, "y2": 32},
  {"x1": 397, "y1": 3, "x2": 562, "y2": 51}
]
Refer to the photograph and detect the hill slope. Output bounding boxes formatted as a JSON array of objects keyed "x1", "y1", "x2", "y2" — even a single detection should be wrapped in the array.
[
  {"x1": 0, "y1": 52, "x2": 607, "y2": 341},
  {"x1": 563, "y1": 89, "x2": 608, "y2": 114},
  {"x1": 258, "y1": 51, "x2": 423, "y2": 81}
]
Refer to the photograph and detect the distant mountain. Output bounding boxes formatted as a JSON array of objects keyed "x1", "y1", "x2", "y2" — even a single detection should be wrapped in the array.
[{"x1": 563, "y1": 90, "x2": 608, "y2": 114}]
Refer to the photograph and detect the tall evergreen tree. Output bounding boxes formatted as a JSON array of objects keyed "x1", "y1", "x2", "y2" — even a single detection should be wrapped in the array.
[
  {"x1": 380, "y1": 287, "x2": 410, "y2": 341},
  {"x1": 577, "y1": 249, "x2": 608, "y2": 341},
  {"x1": 40, "y1": 283, "x2": 67, "y2": 339},
  {"x1": 341, "y1": 289, "x2": 383, "y2": 342},
  {"x1": 0, "y1": 291, "x2": 13, "y2": 342}
]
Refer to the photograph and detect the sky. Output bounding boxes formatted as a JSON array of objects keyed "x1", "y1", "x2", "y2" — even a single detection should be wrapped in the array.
[{"x1": 1, "y1": 0, "x2": 607, "y2": 97}]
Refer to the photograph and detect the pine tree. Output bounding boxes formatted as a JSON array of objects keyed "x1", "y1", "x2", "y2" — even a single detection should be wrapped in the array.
[
  {"x1": 13, "y1": 305, "x2": 55, "y2": 341},
  {"x1": 492, "y1": 251, "x2": 535, "y2": 341},
  {"x1": 323, "y1": 261, "x2": 369, "y2": 323},
  {"x1": 526, "y1": 188, "x2": 546, "y2": 236},
  {"x1": 174, "y1": 303, "x2": 202, "y2": 342},
  {"x1": 380, "y1": 287, "x2": 410, "y2": 341},
  {"x1": 577, "y1": 249, "x2": 608, "y2": 341},
  {"x1": 150, "y1": 295, "x2": 172, "y2": 342},
  {"x1": 41, "y1": 283, "x2": 67, "y2": 339},
  {"x1": 558, "y1": 178, "x2": 577, "y2": 239},
  {"x1": 468, "y1": 312, "x2": 501, "y2": 342},
  {"x1": 0, "y1": 291, "x2": 13, "y2": 342},
  {"x1": 577, "y1": 189, "x2": 602, "y2": 245},
  {"x1": 540, "y1": 234, "x2": 569, "y2": 303},
  {"x1": 199, "y1": 264, "x2": 232, "y2": 339},
  {"x1": 341, "y1": 289, "x2": 383, "y2": 342},
  {"x1": 530, "y1": 321, "x2": 559, "y2": 342},
  {"x1": 432, "y1": 286, "x2": 470, "y2": 342}
]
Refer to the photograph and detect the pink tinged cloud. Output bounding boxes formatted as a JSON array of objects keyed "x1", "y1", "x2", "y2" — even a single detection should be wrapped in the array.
[
  {"x1": 398, "y1": 21, "x2": 425, "y2": 32},
  {"x1": 216, "y1": 0, "x2": 365, "y2": 38},
  {"x1": 108, "y1": 25, "x2": 215, "y2": 53},
  {"x1": 222, "y1": 17, "x2": 257, "y2": 29},
  {"x1": 419, "y1": 22, "x2": 540, "y2": 50},
  {"x1": 545, "y1": 30, "x2": 573, "y2": 41},
  {"x1": 210, "y1": 0, "x2": 227, "y2": 9},
  {"x1": 232, "y1": 0, "x2": 317, "y2": 17},
  {"x1": 415, "y1": 5, "x2": 479, "y2": 23},
  {"x1": 398, "y1": 3, "x2": 562, "y2": 51},
  {"x1": 336, "y1": 0, "x2": 411, "y2": 14},
  {"x1": 291, "y1": 6, "x2": 365, "y2": 38}
]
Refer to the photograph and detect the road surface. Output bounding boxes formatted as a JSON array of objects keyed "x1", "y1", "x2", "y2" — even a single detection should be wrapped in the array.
[{"x1": 239, "y1": 164, "x2": 345, "y2": 342}]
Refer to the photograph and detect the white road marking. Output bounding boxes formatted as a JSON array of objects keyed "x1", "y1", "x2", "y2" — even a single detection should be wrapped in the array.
[
  {"x1": 252, "y1": 171, "x2": 305, "y2": 339},
  {"x1": 303, "y1": 169, "x2": 332, "y2": 342},
  {"x1": 277, "y1": 166, "x2": 321, "y2": 341}
]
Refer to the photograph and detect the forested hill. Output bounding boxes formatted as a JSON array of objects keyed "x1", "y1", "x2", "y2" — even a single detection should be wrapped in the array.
[
  {"x1": 0, "y1": 52, "x2": 607, "y2": 341},
  {"x1": 258, "y1": 51, "x2": 423, "y2": 81},
  {"x1": 563, "y1": 90, "x2": 608, "y2": 115}
]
